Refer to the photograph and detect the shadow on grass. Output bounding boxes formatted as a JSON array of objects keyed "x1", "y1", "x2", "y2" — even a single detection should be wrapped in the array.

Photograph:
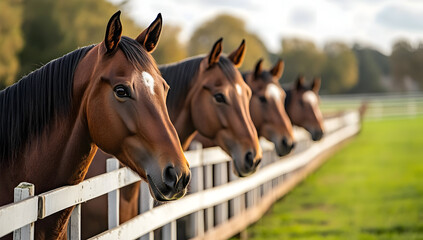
[
  {"x1": 361, "y1": 225, "x2": 423, "y2": 235},
  {"x1": 289, "y1": 229, "x2": 344, "y2": 237},
  {"x1": 293, "y1": 218, "x2": 329, "y2": 225}
]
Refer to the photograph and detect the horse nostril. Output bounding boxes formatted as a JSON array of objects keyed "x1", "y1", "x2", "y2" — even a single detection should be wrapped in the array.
[
  {"x1": 245, "y1": 151, "x2": 254, "y2": 169},
  {"x1": 255, "y1": 158, "x2": 262, "y2": 167},
  {"x1": 163, "y1": 165, "x2": 178, "y2": 189},
  {"x1": 282, "y1": 137, "x2": 292, "y2": 148},
  {"x1": 291, "y1": 141, "x2": 296, "y2": 150},
  {"x1": 312, "y1": 130, "x2": 324, "y2": 141},
  {"x1": 182, "y1": 171, "x2": 191, "y2": 189}
]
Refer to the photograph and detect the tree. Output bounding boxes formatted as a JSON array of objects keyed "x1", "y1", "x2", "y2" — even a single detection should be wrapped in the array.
[
  {"x1": 321, "y1": 42, "x2": 358, "y2": 94},
  {"x1": 390, "y1": 40, "x2": 413, "y2": 91},
  {"x1": 350, "y1": 45, "x2": 386, "y2": 93},
  {"x1": 0, "y1": 0, "x2": 23, "y2": 89},
  {"x1": 153, "y1": 25, "x2": 187, "y2": 64},
  {"x1": 188, "y1": 14, "x2": 271, "y2": 71},
  {"x1": 18, "y1": 0, "x2": 142, "y2": 76},
  {"x1": 278, "y1": 38, "x2": 326, "y2": 86}
]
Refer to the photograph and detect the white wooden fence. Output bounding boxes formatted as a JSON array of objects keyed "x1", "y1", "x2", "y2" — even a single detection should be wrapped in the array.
[
  {"x1": 0, "y1": 111, "x2": 361, "y2": 240},
  {"x1": 320, "y1": 92, "x2": 423, "y2": 119}
]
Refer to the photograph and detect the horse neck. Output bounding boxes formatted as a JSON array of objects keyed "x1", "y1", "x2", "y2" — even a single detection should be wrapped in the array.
[
  {"x1": 160, "y1": 63, "x2": 199, "y2": 150},
  {"x1": 284, "y1": 88, "x2": 293, "y2": 118},
  {"x1": 3, "y1": 51, "x2": 98, "y2": 199}
]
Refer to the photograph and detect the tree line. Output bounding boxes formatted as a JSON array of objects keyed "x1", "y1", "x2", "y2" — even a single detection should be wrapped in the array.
[{"x1": 1, "y1": 0, "x2": 421, "y2": 94}]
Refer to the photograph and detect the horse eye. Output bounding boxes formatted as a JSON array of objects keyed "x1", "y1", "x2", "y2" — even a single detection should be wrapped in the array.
[
  {"x1": 259, "y1": 96, "x2": 267, "y2": 103},
  {"x1": 114, "y1": 85, "x2": 131, "y2": 98},
  {"x1": 214, "y1": 93, "x2": 227, "y2": 104}
]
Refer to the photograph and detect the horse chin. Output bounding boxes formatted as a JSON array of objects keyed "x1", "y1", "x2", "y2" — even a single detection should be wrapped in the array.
[
  {"x1": 269, "y1": 136, "x2": 292, "y2": 157},
  {"x1": 275, "y1": 146, "x2": 292, "y2": 157},
  {"x1": 146, "y1": 175, "x2": 187, "y2": 202},
  {"x1": 231, "y1": 156, "x2": 258, "y2": 178}
]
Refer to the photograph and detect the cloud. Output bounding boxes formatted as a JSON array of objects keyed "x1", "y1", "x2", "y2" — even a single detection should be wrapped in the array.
[
  {"x1": 289, "y1": 8, "x2": 316, "y2": 28},
  {"x1": 376, "y1": 5, "x2": 423, "y2": 31},
  {"x1": 193, "y1": 0, "x2": 257, "y2": 10}
]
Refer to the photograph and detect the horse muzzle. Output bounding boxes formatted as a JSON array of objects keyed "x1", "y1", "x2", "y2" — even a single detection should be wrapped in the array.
[
  {"x1": 146, "y1": 165, "x2": 191, "y2": 201},
  {"x1": 232, "y1": 150, "x2": 261, "y2": 177}
]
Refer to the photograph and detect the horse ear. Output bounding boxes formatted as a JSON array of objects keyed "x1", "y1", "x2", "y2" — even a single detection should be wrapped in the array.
[
  {"x1": 311, "y1": 77, "x2": 321, "y2": 93},
  {"x1": 136, "y1": 13, "x2": 162, "y2": 53},
  {"x1": 228, "y1": 39, "x2": 246, "y2": 68},
  {"x1": 104, "y1": 11, "x2": 123, "y2": 54},
  {"x1": 254, "y1": 58, "x2": 263, "y2": 78},
  {"x1": 208, "y1": 38, "x2": 223, "y2": 67},
  {"x1": 270, "y1": 59, "x2": 284, "y2": 80},
  {"x1": 296, "y1": 75, "x2": 305, "y2": 90}
]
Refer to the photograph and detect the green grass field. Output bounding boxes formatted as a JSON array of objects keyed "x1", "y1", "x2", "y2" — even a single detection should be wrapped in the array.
[{"x1": 240, "y1": 117, "x2": 423, "y2": 240}]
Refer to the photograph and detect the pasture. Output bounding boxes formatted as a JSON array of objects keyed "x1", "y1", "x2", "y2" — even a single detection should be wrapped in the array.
[{"x1": 241, "y1": 117, "x2": 423, "y2": 239}]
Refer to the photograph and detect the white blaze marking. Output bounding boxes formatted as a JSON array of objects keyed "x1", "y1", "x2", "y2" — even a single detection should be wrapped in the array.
[
  {"x1": 266, "y1": 83, "x2": 281, "y2": 102},
  {"x1": 142, "y1": 71, "x2": 155, "y2": 95},
  {"x1": 236, "y1": 84, "x2": 242, "y2": 96},
  {"x1": 303, "y1": 91, "x2": 318, "y2": 105}
]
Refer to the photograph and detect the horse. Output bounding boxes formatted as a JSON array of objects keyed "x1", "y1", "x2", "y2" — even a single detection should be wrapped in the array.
[
  {"x1": 285, "y1": 75, "x2": 324, "y2": 141},
  {"x1": 0, "y1": 11, "x2": 190, "y2": 240},
  {"x1": 161, "y1": 38, "x2": 262, "y2": 173},
  {"x1": 81, "y1": 38, "x2": 262, "y2": 238},
  {"x1": 243, "y1": 59, "x2": 295, "y2": 156}
]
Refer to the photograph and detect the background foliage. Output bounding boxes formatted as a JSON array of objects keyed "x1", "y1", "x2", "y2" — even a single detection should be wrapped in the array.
[{"x1": 1, "y1": 0, "x2": 422, "y2": 94}]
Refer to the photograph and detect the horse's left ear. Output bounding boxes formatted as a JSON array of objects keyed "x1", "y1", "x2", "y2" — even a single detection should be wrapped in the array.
[
  {"x1": 296, "y1": 74, "x2": 305, "y2": 90},
  {"x1": 270, "y1": 59, "x2": 284, "y2": 80},
  {"x1": 104, "y1": 11, "x2": 123, "y2": 54},
  {"x1": 311, "y1": 77, "x2": 321, "y2": 93},
  {"x1": 208, "y1": 38, "x2": 223, "y2": 67},
  {"x1": 136, "y1": 13, "x2": 162, "y2": 53},
  {"x1": 254, "y1": 58, "x2": 263, "y2": 78},
  {"x1": 228, "y1": 39, "x2": 246, "y2": 68}
]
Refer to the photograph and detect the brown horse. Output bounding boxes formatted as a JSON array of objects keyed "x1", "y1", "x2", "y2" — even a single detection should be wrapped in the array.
[
  {"x1": 161, "y1": 38, "x2": 262, "y2": 173},
  {"x1": 243, "y1": 59, "x2": 295, "y2": 156},
  {"x1": 0, "y1": 11, "x2": 190, "y2": 239},
  {"x1": 81, "y1": 38, "x2": 262, "y2": 238},
  {"x1": 285, "y1": 75, "x2": 324, "y2": 141}
]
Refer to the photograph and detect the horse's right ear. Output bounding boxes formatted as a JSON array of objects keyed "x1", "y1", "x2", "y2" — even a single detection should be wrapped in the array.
[
  {"x1": 104, "y1": 11, "x2": 122, "y2": 54},
  {"x1": 254, "y1": 59, "x2": 263, "y2": 78},
  {"x1": 311, "y1": 77, "x2": 321, "y2": 93},
  {"x1": 136, "y1": 13, "x2": 163, "y2": 53},
  {"x1": 228, "y1": 39, "x2": 246, "y2": 68},
  {"x1": 208, "y1": 38, "x2": 223, "y2": 67},
  {"x1": 270, "y1": 59, "x2": 284, "y2": 80},
  {"x1": 296, "y1": 75, "x2": 305, "y2": 90}
]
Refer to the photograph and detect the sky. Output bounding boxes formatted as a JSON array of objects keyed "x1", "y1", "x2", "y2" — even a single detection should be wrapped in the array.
[{"x1": 109, "y1": 0, "x2": 423, "y2": 55}]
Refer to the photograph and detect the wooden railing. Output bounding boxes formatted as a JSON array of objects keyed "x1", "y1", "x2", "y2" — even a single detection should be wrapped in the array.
[{"x1": 0, "y1": 111, "x2": 361, "y2": 240}]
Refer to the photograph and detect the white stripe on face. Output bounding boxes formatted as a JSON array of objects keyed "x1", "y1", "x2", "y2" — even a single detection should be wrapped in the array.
[
  {"x1": 236, "y1": 83, "x2": 242, "y2": 96},
  {"x1": 266, "y1": 83, "x2": 282, "y2": 102},
  {"x1": 142, "y1": 71, "x2": 155, "y2": 95},
  {"x1": 302, "y1": 91, "x2": 318, "y2": 106}
]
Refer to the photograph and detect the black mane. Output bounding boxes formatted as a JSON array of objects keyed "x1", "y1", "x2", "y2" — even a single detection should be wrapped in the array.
[
  {"x1": 160, "y1": 55, "x2": 237, "y2": 117},
  {"x1": 0, "y1": 36, "x2": 153, "y2": 165}
]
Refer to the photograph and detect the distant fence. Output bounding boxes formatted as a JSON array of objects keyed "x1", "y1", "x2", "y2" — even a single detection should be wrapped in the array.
[
  {"x1": 0, "y1": 111, "x2": 361, "y2": 240},
  {"x1": 320, "y1": 92, "x2": 423, "y2": 119}
]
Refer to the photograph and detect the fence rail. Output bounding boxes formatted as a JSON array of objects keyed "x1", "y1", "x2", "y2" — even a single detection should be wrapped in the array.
[
  {"x1": 320, "y1": 92, "x2": 423, "y2": 119},
  {"x1": 0, "y1": 111, "x2": 361, "y2": 240}
]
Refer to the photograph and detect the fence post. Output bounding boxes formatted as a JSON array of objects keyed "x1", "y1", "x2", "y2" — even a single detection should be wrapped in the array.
[
  {"x1": 162, "y1": 221, "x2": 176, "y2": 240},
  {"x1": 188, "y1": 142, "x2": 204, "y2": 238},
  {"x1": 13, "y1": 182, "x2": 35, "y2": 240},
  {"x1": 140, "y1": 181, "x2": 154, "y2": 240},
  {"x1": 229, "y1": 162, "x2": 241, "y2": 218},
  {"x1": 214, "y1": 162, "x2": 228, "y2": 226},
  {"x1": 204, "y1": 161, "x2": 214, "y2": 231},
  {"x1": 67, "y1": 204, "x2": 81, "y2": 240},
  {"x1": 107, "y1": 158, "x2": 120, "y2": 229}
]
